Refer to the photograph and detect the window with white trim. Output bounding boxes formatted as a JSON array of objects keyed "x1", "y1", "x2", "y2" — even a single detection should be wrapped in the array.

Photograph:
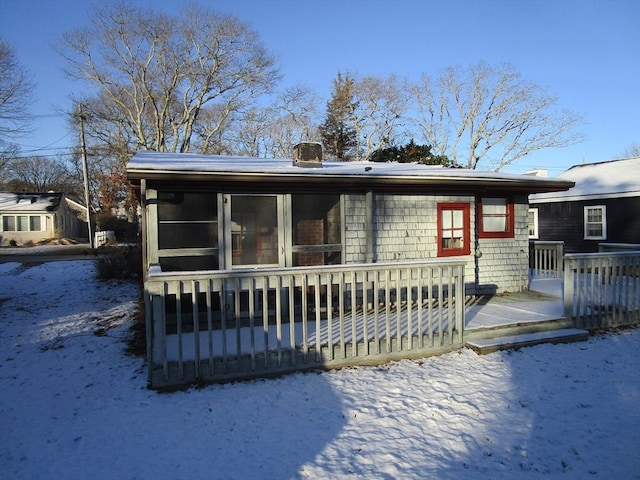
[
  {"x1": 528, "y1": 208, "x2": 539, "y2": 239},
  {"x1": 584, "y1": 205, "x2": 606, "y2": 240},
  {"x1": 1, "y1": 215, "x2": 44, "y2": 232}
]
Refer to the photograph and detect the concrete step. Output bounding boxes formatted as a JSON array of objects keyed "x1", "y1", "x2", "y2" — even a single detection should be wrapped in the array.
[
  {"x1": 465, "y1": 317, "x2": 574, "y2": 341},
  {"x1": 466, "y1": 328, "x2": 590, "y2": 355}
]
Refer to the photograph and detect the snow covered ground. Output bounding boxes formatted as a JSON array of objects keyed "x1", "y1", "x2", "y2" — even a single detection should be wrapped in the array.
[{"x1": 1, "y1": 259, "x2": 638, "y2": 479}]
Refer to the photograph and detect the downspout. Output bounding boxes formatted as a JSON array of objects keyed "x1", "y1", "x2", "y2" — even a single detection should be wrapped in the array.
[{"x1": 473, "y1": 194, "x2": 481, "y2": 296}]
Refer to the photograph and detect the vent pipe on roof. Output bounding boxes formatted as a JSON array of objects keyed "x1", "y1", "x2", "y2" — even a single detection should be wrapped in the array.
[
  {"x1": 292, "y1": 142, "x2": 322, "y2": 168},
  {"x1": 525, "y1": 168, "x2": 548, "y2": 177}
]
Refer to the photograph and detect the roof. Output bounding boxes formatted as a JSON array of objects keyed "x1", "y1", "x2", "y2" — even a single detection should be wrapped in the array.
[
  {"x1": 0, "y1": 192, "x2": 64, "y2": 212},
  {"x1": 126, "y1": 151, "x2": 574, "y2": 194},
  {"x1": 530, "y1": 157, "x2": 640, "y2": 203}
]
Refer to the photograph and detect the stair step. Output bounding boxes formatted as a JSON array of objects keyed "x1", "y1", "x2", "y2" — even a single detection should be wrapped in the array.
[
  {"x1": 466, "y1": 318, "x2": 574, "y2": 341},
  {"x1": 466, "y1": 328, "x2": 589, "y2": 355}
]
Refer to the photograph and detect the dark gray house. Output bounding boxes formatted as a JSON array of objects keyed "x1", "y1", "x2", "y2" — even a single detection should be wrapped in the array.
[{"x1": 529, "y1": 157, "x2": 640, "y2": 253}]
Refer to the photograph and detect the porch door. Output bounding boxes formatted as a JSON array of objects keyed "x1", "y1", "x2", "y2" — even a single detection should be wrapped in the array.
[{"x1": 226, "y1": 194, "x2": 285, "y2": 268}]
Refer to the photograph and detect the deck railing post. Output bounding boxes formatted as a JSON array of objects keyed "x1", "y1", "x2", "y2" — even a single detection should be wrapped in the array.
[{"x1": 563, "y1": 256, "x2": 575, "y2": 323}]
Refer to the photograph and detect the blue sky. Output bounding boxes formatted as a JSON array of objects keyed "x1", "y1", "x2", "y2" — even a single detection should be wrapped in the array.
[{"x1": 1, "y1": 0, "x2": 638, "y2": 175}]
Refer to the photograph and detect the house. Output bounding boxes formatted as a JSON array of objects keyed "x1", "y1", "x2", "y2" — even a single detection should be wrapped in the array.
[
  {"x1": 128, "y1": 144, "x2": 575, "y2": 295},
  {"x1": 529, "y1": 157, "x2": 640, "y2": 253},
  {"x1": 0, "y1": 192, "x2": 88, "y2": 246},
  {"x1": 126, "y1": 144, "x2": 575, "y2": 387}
]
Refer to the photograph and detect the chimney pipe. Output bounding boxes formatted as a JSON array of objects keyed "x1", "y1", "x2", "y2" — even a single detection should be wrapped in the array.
[{"x1": 293, "y1": 142, "x2": 323, "y2": 168}]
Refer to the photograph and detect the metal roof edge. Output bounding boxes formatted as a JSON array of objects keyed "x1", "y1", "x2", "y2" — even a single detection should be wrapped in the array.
[
  {"x1": 529, "y1": 189, "x2": 640, "y2": 204},
  {"x1": 127, "y1": 167, "x2": 574, "y2": 193}
]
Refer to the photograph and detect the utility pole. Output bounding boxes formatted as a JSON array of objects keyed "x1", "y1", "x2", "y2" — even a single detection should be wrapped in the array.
[{"x1": 78, "y1": 103, "x2": 94, "y2": 248}]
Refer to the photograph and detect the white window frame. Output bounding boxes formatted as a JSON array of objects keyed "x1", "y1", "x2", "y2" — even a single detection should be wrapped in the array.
[
  {"x1": 1, "y1": 214, "x2": 46, "y2": 232},
  {"x1": 528, "y1": 208, "x2": 539, "y2": 239},
  {"x1": 584, "y1": 205, "x2": 607, "y2": 240}
]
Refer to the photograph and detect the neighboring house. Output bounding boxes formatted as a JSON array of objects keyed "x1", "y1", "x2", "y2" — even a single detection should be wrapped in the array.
[
  {"x1": 529, "y1": 157, "x2": 640, "y2": 253},
  {"x1": 0, "y1": 192, "x2": 88, "y2": 246},
  {"x1": 127, "y1": 144, "x2": 573, "y2": 295}
]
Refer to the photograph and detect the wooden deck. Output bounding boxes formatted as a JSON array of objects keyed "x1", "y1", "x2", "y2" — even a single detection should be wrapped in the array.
[
  {"x1": 144, "y1": 252, "x2": 640, "y2": 389},
  {"x1": 145, "y1": 260, "x2": 468, "y2": 388}
]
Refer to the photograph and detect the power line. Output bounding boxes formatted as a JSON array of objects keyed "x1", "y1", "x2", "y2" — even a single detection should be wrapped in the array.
[{"x1": 17, "y1": 132, "x2": 74, "y2": 154}]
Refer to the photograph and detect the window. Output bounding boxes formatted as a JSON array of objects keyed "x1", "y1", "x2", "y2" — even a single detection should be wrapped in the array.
[
  {"x1": 528, "y1": 208, "x2": 538, "y2": 239},
  {"x1": 479, "y1": 197, "x2": 514, "y2": 238},
  {"x1": 2, "y1": 216, "x2": 15, "y2": 231},
  {"x1": 157, "y1": 191, "x2": 219, "y2": 271},
  {"x1": 292, "y1": 194, "x2": 342, "y2": 266},
  {"x1": 1, "y1": 215, "x2": 44, "y2": 232},
  {"x1": 437, "y1": 203, "x2": 471, "y2": 257},
  {"x1": 584, "y1": 205, "x2": 606, "y2": 240},
  {"x1": 30, "y1": 216, "x2": 42, "y2": 231}
]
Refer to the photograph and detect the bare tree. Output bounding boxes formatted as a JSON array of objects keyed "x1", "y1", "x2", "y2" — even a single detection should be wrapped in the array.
[
  {"x1": 5, "y1": 155, "x2": 73, "y2": 192},
  {"x1": 269, "y1": 85, "x2": 321, "y2": 157},
  {"x1": 230, "y1": 107, "x2": 274, "y2": 158},
  {"x1": 225, "y1": 85, "x2": 321, "y2": 159},
  {"x1": 352, "y1": 74, "x2": 409, "y2": 160},
  {"x1": 620, "y1": 143, "x2": 640, "y2": 158},
  {"x1": 0, "y1": 40, "x2": 35, "y2": 181},
  {"x1": 0, "y1": 143, "x2": 19, "y2": 186},
  {"x1": 412, "y1": 62, "x2": 584, "y2": 171},
  {"x1": 0, "y1": 40, "x2": 35, "y2": 139},
  {"x1": 58, "y1": 2, "x2": 280, "y2": 154}
]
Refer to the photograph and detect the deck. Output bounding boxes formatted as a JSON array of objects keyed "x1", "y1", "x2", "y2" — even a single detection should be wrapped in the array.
[
  {"x1": 464, "y1": 277, "x2": 589, "y2": 353},
  {"x1": 145, "y1": 252, "x2": 639, "y2": 389},
  {"x1": 466, "y1": 277, "x2": 564, "y2": 332}
]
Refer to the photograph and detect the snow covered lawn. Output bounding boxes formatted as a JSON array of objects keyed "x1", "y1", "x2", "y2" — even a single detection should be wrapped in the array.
[{"x1": 1, "y1": 260, "x2": 638, "y2": 479}]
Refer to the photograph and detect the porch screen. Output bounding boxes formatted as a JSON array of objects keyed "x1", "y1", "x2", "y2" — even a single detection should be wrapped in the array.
[
  {"x1": 157, "y1": 191, "x2": 218, "y2": 271},
  {"x1": 292, "y1": 194, "x2": 341, "y2": 266},
  {"x1": 231, "y1": 195, "x2": 278, "y2": 266}
]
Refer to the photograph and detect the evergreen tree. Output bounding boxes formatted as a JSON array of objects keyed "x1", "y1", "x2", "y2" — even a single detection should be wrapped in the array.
[
  {"x1": 369, "y1": 140, "x2": 451, "y2": 166},
  {"x1": 319, "y1": 73, "x2": 357, "y2": 161}
]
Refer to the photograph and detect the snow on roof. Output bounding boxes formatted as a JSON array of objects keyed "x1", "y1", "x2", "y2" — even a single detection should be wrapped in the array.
[
  {"x1": 0, "y1": 192, "x2": 64, "y2": 212},
  {"x1": 126, "y1": 151, "x2": 574, "y2": 192},
  {"x1": 530, "y1": 157, "x2": 640, "y2": 203}
]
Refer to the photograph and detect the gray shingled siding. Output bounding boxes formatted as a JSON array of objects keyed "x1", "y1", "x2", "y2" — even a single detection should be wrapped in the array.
[
  {"x1": 343, "y1": 193, "x2": 530, "y2": 294},
  {"x1": 476, "y1": 197, "x2": 530, "y2": 294}
]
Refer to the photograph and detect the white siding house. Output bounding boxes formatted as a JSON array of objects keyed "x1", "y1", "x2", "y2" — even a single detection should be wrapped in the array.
[{"x1": 0, "y1": 192, "x2": 87, "y2": 246}]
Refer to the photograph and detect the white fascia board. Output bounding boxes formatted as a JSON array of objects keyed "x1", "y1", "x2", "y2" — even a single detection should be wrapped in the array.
[{"x1": 529, "y1": 190, "x2": 640, "y2": 204}]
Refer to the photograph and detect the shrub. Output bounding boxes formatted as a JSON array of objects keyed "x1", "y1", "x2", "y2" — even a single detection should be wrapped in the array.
[
  {"x1": 94, "y1": 244, "x2": 142, "y2": 280},
  {"x1": 96, "y1": 213, "x2": 131, "y2": 240}
]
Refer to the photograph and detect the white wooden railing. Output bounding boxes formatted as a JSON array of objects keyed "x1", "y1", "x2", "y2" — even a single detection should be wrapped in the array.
[
  {"x1": 598, "y1": 243, "x2": 640, "y2": 252},
  {"x1": 144, "y1": 259, "x2": 466, "y2": 388},
  {"x1": 530, "y1": 241, "x2": 564, "y2": 278},
  {"x1": 564, "y1": 251, "x2": 640, "y2": 329}
]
